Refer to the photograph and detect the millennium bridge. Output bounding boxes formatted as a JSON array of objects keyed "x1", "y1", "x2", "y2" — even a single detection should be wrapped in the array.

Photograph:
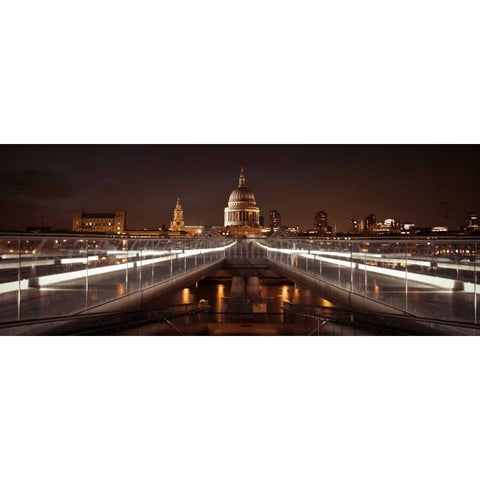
[{"x1": 0, "y1": 234, "x2": 479, "y2": 335}]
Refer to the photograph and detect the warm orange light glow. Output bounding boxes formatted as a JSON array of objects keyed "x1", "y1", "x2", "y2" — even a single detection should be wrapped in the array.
[
  {"x1": 182, "y1": 288, "x2": 191, "y2": 303},
  {"x1": 320, "y1": 298, "x2": 334, "y2": 308},
  {"x1": 293, "y1": 287, "x2": 300, "y2": 302},
  {"x1": 117, "y1": 283, "x2": 126, "y2": 296},
  {"x1": 281, "y1": 285, "x2": 290, "y2": 302}
]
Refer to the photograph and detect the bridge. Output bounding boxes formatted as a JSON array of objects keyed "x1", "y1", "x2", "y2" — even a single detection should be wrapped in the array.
[
  {"x1": 257, "y1": 236, "x2": 480, "y2": 334},
  {"x1": 0, "y1": 234, "x2": 233, "y2": 333},
  {"x1": 0, "y1": 234, "x2": 479, "y2": 335}
]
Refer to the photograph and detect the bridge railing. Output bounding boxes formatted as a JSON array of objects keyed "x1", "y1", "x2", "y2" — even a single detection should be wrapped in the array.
[
  {"x1": 258, "y1": 237, "x2": 480, "y2": 324},
  {"x1": 0, "y1": 234, "x2": 235, "y2": 323}
]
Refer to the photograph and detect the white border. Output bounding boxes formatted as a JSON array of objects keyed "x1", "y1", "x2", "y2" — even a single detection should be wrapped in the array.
[{"x1": 1, "y1": 1, "x2": 480, "y2": 479}]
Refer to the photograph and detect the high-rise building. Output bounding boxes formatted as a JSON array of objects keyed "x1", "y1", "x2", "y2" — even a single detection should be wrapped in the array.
[
  {"x1": 314, "y1": 210, "x2": 328, "y2": 234},
  {"x1": 269, "y1": 210, "x2": 282, "y2": 230},
  {"x1": 364, "y1": 214, "x2": 377, "y2": 234},
  {"x1": 350, "y1": 218, "x2": 360, "y2": 234},
  {"x1": 72, "y1": 211, "x2": 126, "y2": 234}
]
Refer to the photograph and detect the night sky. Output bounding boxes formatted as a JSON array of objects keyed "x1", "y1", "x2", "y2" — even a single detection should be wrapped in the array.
[{"x1": 1, "y1": 145, "x2": 479, "y2": 232}]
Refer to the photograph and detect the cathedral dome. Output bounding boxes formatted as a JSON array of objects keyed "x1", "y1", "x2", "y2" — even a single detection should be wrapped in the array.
[
  {"x1": 227, "y1": 167, "x2": 257, "y2": 207},
  {"x1": 228, "y1": 186, "x2": 256, "y2": 206},
  {"x1": 224, "y1": 167, "x2": 261, "y2": 228}
]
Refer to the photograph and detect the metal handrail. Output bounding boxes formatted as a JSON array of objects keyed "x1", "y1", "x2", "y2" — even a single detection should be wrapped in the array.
[
  {"x1": 282, "y1": 302, "x2": 480, "y2": 331},
  {"x1": 0, "y1": 303, "x2": 208, "y2": 330}
]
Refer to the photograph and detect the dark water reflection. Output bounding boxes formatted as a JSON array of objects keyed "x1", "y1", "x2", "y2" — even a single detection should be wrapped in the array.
[{"x1": 158, "y1": 279, "x2": 335, "y2": 314}]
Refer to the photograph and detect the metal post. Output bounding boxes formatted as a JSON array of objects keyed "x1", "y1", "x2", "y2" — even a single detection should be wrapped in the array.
[
  {"x1": 139, "y1": 244, "x2": 143, "y2": 292},
  {"x1": 475, "y1": 242, "x2": 477, "y2": 325},
  {"x1": 350, "y1": 241, "x2": 354, "y2": 293},
  {"x1": 17, "y1": 239, "x2": 21, "y2": 322},
  {"x1": 85, "y1": 241, "x2": 89, "y2": 309},
  {"x1": 125, "y1": 239, "x2": 129, "y2": 295},
  {"x1": 405, "y1": 242, "x2": 409, "y2": 312},
  {"x1": 152, "y1": 242, "x2": 155, "y2": 285},
  {"x1": 364, "y1": 247, "x2": 367, "y2": 299}
]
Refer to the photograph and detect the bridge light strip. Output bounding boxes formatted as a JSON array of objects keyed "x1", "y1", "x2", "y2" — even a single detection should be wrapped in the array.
[
  {"x1": 60, "y1": 256, "x2": 99, "y2": 265},
  {"x1": 37, "y1": 262, "x2": 136, "y2": 286},
  {"x1": 308, "y1": 254, "x2": 458, "y2": 290},
  {"x1": 356, "y1": 263, "x2": 457, "y2": 290},
  {"x1": 0, "y1": 279, "x2": 29, "y2": 294},
  {"x1": 304, "y1": 253, "x2": 458, "y2": 289},
  {"x1": 258, "y1": 243, "x2": 477, "y2": 270},
  {"x1": 0, "y1": 242, "x2": 236, "y2": 293},
  {"x1": 0, "y1": 259, "x2": 56, "y2": 270},
  {"x1": 0, "y1": 242, "x2": 237, "y2": 292},
  {"x1": 258, "y1": 243, "x2": 477, "y2": 292}
]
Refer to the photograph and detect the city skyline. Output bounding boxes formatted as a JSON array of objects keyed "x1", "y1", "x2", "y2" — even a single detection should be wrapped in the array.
[{"x1": 1, "y1": 144, "x2": 479, "y2": 232}]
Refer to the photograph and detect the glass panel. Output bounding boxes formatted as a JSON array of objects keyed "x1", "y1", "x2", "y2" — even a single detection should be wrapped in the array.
[
  {"x1": 404, "y1": 240, "x2": 476, "y2": 323},
  {"x1": 80, "y1": 236, "x2": 128, "y2": 309},
  {"x1": 0, "y1": 237, "x2": 21, "y2": 322},
  {"x1": 19, "y1": 237, "x2": 89, "y2": 320}
]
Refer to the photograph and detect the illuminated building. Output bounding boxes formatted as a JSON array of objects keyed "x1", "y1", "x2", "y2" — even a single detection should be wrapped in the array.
[
  {"x1": 168, "y1": 198, "x2": 204, "y2": 236},
  {"x1": 401, "y1": 223, "x2": 417, "y2": 235},
  {"x1": 372, "y1": 222, "x2": 394, "y2": 234},
  {"x1": 371, "y1": 218, "x2": 401, "y2": 235},
  {"x1": 350, "y1": 218, "x2": 360, "y2": 234},
  {"x1": 72, "y1": 211, "x2": 126, "y2": 234},
  {"x1": 364, "y1": 214, "x2": 377, "y2": 234},
  {"x1": 269, "y1": 210, "x2": 282, "y2": 230},
  {"x1": 224, "y1": 167, "x2": 261, "y2": 228},
  {"x1": 384, "y1": 218, "x2": 397, "y2": 228},
  {"x1": 170, "y1": 198, "x2": 185, "y2": 231},
  {"x1": 314, "y1": 210, "x2": 329, "y2": 235},
  {"x1": 465, "y1": 212, "x2": 480, "y2": 231}
]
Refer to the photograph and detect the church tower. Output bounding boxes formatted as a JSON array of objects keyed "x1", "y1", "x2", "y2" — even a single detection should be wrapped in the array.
[{"x1": 170, "y1": 198, "x2": 185, "y2": 231}]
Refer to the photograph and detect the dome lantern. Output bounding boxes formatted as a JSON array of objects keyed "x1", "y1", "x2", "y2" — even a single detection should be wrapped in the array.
[{"x1": 238, "y1": 166, "x2": 246, "y2": 187}]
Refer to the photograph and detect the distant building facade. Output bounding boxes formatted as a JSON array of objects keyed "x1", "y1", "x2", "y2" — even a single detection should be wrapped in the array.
[
  {"x1": 465, "y1": 212, "x2": 480, "y2": 232},
  {"x1": 168, "y1": 198, "x2": 204, "y2": 236},
  {"x1": 269, "y1": 210, "x2": 282, "y2": 230},
  {"x1": 170, "y1": 198, "x2": 185, "y2": 231},
  {"x1": 72, "y1": 211, "x2": 126, "y2": 234},
  {"x1": 314, "y1": 210, "x2": 330, "y2": 235},
  {"x1": 350, "y1": 218, "x2": 360, "y2": 234},
  {"x1": 364, "y1": 214, "x2": 377, "y2": 234}
]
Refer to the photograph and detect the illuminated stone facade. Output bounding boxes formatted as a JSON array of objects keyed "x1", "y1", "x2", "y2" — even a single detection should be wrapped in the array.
[
  {"x1": 224, "y1": 167, "x2": 260, "y2": 227},
  {"x1": 170, "y1": 198, "x2": 185, "y2": 231},
  {"x1": 168, "y1": 198, "x2": 203, "y2": 236},
  {"x1": 72, "y1": 211, "x2": 126, "y2": 234}
]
